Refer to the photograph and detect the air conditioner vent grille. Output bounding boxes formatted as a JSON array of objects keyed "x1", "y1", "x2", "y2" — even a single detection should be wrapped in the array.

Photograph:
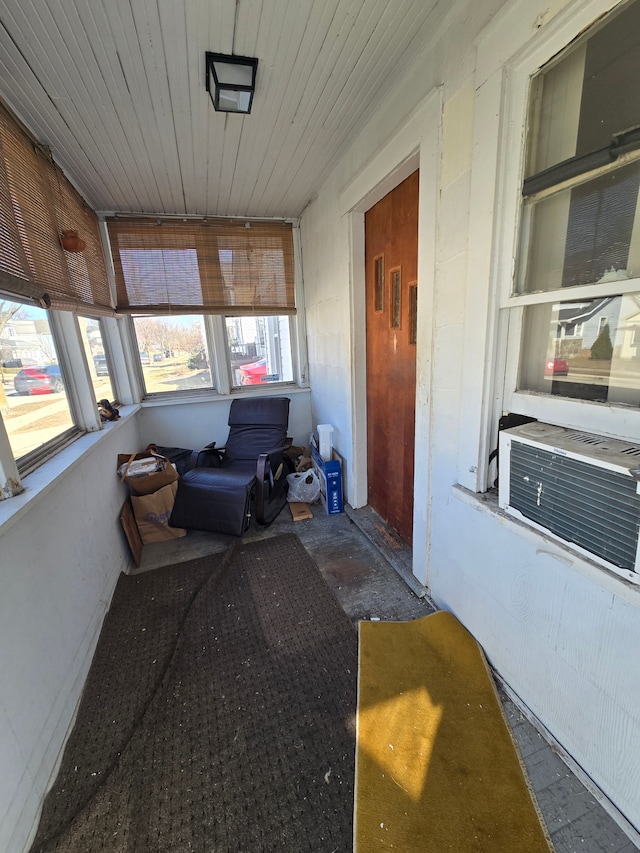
[
  {"x1": 565, "y1": 431, "x2": 610, "y2": 447},
  {"x1": 509, "y1": 442, "x2": 640, "y2": 572},
  {"x1": 564, "y1": 430, "x2": 640, "y2": 457}
]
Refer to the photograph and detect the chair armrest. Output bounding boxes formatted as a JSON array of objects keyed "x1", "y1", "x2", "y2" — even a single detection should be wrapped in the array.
[
  {"x1": 260, "y1": 439, "x2": 293, "y2": 470},
  {"x1": 255, "y1": 451, "x2": 292, "y2": 525},
  {"x1": 187, "y1": 442, "x2": 222, "y2": 471},
  {"x1": 255, "y1": 453, "x2": 270, "y2": 524}
]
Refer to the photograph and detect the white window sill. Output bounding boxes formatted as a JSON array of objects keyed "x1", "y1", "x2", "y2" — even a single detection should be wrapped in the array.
[
  {"x1": 0, "y1": 404, "x2": 140, "y2": 536},
  {"x1": 0, "y1": 386, "x2": 311, "y2": 535},
  {"x1": 139, "y1": 384, "x2": 308, "y2": 407},
  {"x1": 451, "y1": 483, "x2": 640, "y2": 607}
]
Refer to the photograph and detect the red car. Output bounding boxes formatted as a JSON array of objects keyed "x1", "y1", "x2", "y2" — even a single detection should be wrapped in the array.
[
  {"x1": 13, "y1": 365, "x2": 64, "y2": 395},
  {"x1": 239, "y1": 358, "x2": 268, "y2": 385},
  {"x1": 544, "y1": 357, "x2": 569, "y2": 376}
]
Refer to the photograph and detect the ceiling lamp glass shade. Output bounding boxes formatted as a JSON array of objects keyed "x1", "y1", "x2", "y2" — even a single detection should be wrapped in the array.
[{"x1": 205, "y1": 52, "x2": 258, "y2": 114}]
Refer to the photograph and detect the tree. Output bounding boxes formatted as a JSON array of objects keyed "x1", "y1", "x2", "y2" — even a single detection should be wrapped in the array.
[
  {"x1": 0, "y1": 300, "x2": 22, "y2": 342},
  {"x1": 176, "y1": 322, "x2": 204, "y2": 355},
  {"x1": 0, "y1": 300, "x2": 24, "y2": 413},
  {"x1": 590, "y1": 323, "x2": 613, "y2": 361},
  {"x1": 133, "y1": 318, "x2": 157, "y2": 356}
]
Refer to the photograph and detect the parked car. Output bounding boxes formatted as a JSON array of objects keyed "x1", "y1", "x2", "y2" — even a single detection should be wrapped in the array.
[
  {"x1": 13, "y1": 364, "x2": 63, "y2": 395},
  {"x1": 139, "y1": 351, "x2": 150, "y2": 365},
  {"x1": 93, "y1": 354, "x2": 108, "y2": 376},
  {"x1": 239, "y1": 358, "x2": 268, "y2": 385},
  {"x1": 2, "y1": 358, "x2": 37, "y2": 368},
  {"x1": 544, "y1": 357, "x2": 569, "y2": 376}
]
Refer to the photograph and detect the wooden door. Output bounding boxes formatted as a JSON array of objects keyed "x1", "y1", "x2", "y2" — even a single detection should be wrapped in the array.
[{"x1": 365, "y1": 170, "x2": 419, "y2": 544}]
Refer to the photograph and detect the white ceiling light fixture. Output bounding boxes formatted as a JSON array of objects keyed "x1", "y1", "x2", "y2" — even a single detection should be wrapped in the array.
[{"x1": 205, "y1": 52, "x2": 258, "y2": 114}]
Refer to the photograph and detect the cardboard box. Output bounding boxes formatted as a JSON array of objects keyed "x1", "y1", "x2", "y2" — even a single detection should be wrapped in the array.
[
  {"x1": 310, "y1": 444, "x2": 344, "y2": 514},
  {"x1": 289, "y1": 501, "x2": 314, "y2": 522},
  {"x1": 117, "y1": 452, "x2": 179, "y2": 496},
  {"x1": 120, "y1": 498, "x2": 143, "y2": 567}
]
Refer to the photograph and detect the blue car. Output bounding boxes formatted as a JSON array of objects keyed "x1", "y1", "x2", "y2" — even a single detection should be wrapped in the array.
[{"x1": 13, "y1": 365, "x2": 63, "y2": 395}]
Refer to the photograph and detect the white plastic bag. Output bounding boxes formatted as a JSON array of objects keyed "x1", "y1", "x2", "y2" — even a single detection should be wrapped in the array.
[{"x1": 287, "y1": 469, "x2": 321, "y2": 503}]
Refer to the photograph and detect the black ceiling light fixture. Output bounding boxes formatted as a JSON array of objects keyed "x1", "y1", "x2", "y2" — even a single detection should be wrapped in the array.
[{"x1": 205, "y1": 52, "x2": 258, "y2": 114}]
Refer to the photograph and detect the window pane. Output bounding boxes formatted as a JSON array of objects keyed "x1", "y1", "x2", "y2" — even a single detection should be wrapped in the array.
[
  {"x1": 226, "y1": 316, "x2": 293, "y2": 388},
  {"x1": 78, "y1": 316, "x2": 115, "y2": 403},
  {"x1": 409, "y1": 283, "x2": 418, "y2": 345},
  {"x1": 390, "y1": 268, "x2": 401, "y2": 329},
  {"x1": 518, "y1": 159, "x2": 640, "y2": 294},
  {"x1": 374, "y1": 255, "x2": 384, "y2": 312},
  {"x1": 132, "y1": 315, "x2": 213, "y2": 393},
  {"x1": 518, "y1": 293, "x2": 640, "y2": 406},
  {"x1": 526, "y1": 2, "x2": 640, "y2": 177},
  {"x1": 0, "y1": 300, "x2": 73, "y2": 459}
]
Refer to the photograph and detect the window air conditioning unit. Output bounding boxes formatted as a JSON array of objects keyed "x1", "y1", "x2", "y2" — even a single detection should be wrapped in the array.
[{"x1": 498, "y1": 422, "x2": 640, "y2": 582}]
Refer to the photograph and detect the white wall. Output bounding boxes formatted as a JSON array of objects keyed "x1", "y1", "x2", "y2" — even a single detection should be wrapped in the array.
[
  {"x1": 0, "y1": 413, "x2": 141, "y2": 852},
  {"x1": 432, "y1": 490, "x2": 640, "y2": 828},
  {"x1": 300, "y1": 0, "x2": 640, "y2": 835},
  {"x1": 0, "y1": 388, "x2": 311, "y2": 853},
  {"x1": 135, "y1": 389, "x2": 312, "y2": 451}
]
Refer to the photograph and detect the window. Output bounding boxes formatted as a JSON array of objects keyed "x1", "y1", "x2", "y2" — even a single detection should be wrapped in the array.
[
  {"x1": 374, "y1": 255, "x2": 384, "y2": 312},
  {"x1": 78, "y1": 316, "x2": 116, "y2": 403},
  {"x1": 226, "y1": 315, "x2": 293, "y2": 388},
  {"x1": 110, "y1": 216, "x2": 300, "y2": 398},
  {"x1": 0, "y1": 299, "x2": 74, "y2": 463},
  {"x1": 0, "y1": 102, "x2": 113, "y2": 315},
  {"x1": 513, "y1": 1, "x2": 640, "y2": 413},
  {"x1": 0, "y1": 97, "x2": 118, "y2": 486},
  {"x1": 409, "y1": 284, "x2": 418, "y2": 346},
  {"x1": 132, "y1": 315, "x2": 213, "y2": 394},
  {"x1": 519, "y1": 295, "x2": 640, "y2": 405},
  {"x1": 390, "y1": 268, "x2": 401, "y2": 329}
]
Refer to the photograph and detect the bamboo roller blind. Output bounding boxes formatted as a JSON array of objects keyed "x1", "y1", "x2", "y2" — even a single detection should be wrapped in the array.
[
  {"x1": 0, "y1": 102, "x2": 113, "y2": 316},
  {"x1": 106, "y1": 217, "x2": 296, "y2": 315}
]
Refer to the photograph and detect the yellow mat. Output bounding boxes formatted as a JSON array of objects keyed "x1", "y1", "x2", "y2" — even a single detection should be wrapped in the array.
[{"x1": 354, "y1": 611, "x2": 553, "y2": 852}]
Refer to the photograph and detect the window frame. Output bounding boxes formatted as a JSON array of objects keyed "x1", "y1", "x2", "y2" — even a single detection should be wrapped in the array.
[
  {"x1": 501, "y1": 5, "x2": 640, "y2": 440},
  {"x1": 118, "y1": 220, "x2": 309, "y2": 404},
  {"x1": 122, "y1": 223, "x2": 308, "y2": 401},
  {"x1": 128, "y1": 310, "x2": 301, "y2": 400},
  {"x1": 455, "y1": 0, "x2": 632, "y2": 497},
  {"x1": 0, "y1": 209, "x2": 307, "y2": 490},
  {"x1": 0, "y1": 296, "x2": 106, "y2": 479},
  {"x1": 78, "y1": 314, "x2": 118, "y2": 405},
  {"x1": 225, "y1": 313, "x2": 298, "y2": 391},
  {"x1": 480, "y1": 0, "x2": 640, "y2": 472},
  {"x1": 128, "y1": 313, "x2": 218, "y2": 400}
]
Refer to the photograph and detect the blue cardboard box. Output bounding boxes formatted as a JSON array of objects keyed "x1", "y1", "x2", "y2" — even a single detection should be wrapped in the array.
[{"x1": 310, "y1": 444, "x2": 344, "y2": 514}]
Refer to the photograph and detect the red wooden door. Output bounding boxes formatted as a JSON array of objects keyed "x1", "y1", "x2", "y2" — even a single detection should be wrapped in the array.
[{"x1": 365, "y1": 170, "x2": 419, "y2": 544}]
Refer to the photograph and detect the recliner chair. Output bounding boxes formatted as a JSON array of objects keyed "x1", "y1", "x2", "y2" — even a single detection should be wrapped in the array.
[{"x1": 169, "y1": 396, "x2": 293, "y2": 536}]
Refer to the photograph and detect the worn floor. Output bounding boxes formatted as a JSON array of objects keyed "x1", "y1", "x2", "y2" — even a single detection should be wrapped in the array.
[{"x1": 132, "y1": 503, "x2": 639, "y2": 853}]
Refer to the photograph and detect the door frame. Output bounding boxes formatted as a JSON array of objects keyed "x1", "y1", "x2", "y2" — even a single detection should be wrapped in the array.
[{"x1": 341, "y1": 89, "x2": 441, "y2": 586}]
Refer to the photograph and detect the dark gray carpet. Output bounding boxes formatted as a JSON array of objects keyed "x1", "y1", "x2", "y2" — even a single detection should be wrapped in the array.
[{"x1": 30, "y1": 534, "x2": 358, "y2": 852}]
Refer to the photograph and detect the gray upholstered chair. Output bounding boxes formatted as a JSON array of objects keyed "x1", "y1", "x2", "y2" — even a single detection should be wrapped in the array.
[{"x1": 169, "y1": 396, "x2": 293, "y2": 536}]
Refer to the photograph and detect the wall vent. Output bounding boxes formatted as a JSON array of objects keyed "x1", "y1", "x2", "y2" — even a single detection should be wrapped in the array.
[{"x1": 498, "y1": 422, "x2": 640, "y2": 581}]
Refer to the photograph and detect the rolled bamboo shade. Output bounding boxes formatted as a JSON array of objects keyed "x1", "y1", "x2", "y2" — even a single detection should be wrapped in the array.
[
  {"x1": 106, "y1": 217, "x2": 296, "y2": 315},
  {"x1": 45, "y1": 157, "x2": 114, "y2": 315},
  {"x1": 0, "y1": 101, "x2": 114, "y2": 316}
]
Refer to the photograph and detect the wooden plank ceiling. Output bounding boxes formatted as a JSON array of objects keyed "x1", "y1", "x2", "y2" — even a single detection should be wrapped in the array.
[{"x1": 0, "y1": 0, "x2": 439, "y2": 219}]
